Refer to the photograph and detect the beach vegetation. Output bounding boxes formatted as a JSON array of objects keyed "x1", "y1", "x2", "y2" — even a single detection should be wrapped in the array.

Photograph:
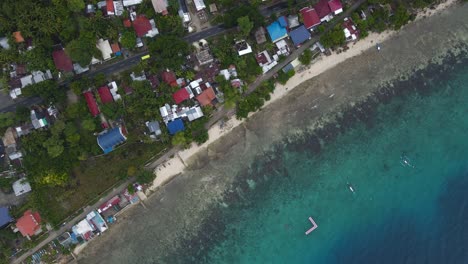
[
  {"x1": 299, "y1": 49, "x2": 313, "y2": 65},
  {"x1": 236, "y1": 81, "x2": 275, "y2": 119},
  {"x1": 277, "y1": 69, "x2": 295, "y2": 85},
  {"x1": 320, "y1": 24, "x2": 346, "y2": 48},
  {"x1": 171, "y1": 132, "x2": 188, "y2": 147},
  {"x1": 136, "y1": 170, "x2": 156, "y2": 184}
]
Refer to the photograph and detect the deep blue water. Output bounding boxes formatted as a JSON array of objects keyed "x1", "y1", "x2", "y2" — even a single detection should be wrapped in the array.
[{"x1": 175, "y1": 56, "x2": 468, "y2": 263}]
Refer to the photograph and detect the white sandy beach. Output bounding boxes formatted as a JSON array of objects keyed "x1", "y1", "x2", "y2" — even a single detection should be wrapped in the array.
[{"x1": 147, "y1": 0, "x2": 458, "y2": 195}]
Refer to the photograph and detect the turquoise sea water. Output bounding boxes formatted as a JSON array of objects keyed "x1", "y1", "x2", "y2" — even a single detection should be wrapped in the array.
[{"x1": 170, "y1": 57, "x2": 468, "y2": 263}]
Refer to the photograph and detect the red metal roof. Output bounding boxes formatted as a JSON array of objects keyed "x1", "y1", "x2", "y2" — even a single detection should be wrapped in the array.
[
  {"x1": 98, "y1": 86, "x2": 113, "y2": 104},
  {"x1": 106, "y1": 0, "x2": 115, "y2": 14},
  {"x1": 133, "y1": 16, "x2": 152, "y2": 37},
  {"x1": 315, "y1": 0, "x2": 331, "y2": 19},
  {"x1": 99, "y1": 195, "x2": 121, "y2": 212},
  {"x1": 16, "y1": 210, "x2": 41, "y2": 237},
  {"x1": 301, "y1": 7, "x2": 321, "y2": 29},
  {"x1": 328, "y1": 0, "x2": 343, "y2": 13},
  {"x1": 83, "y1": 91, "x2": 100, "y2": 117},
  {"x1": 52, "y1": 50, "x2": 73, "y2": 72},
  {"x1": 196, "y1": 87, "x2": 216, "y2": 106},
  {"x1": 173, "y1": 88, "x2": 190, "y2": 104},
  {"x1": 161, "y1": 71, "x2": 177, "y2": 86},
  {"x1": 111, "y1": 43, "x2": 120, "y2": 53}
]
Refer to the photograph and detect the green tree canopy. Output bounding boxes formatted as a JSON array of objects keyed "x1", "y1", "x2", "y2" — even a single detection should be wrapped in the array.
[
  {"x1": 171, "y1": 132, "x2": 187, "y2": 146},
  {"x1": 299, "y1": 49, "x2": 312, "y2": 65},
  {"x1": 148, "y1": 36, "x2": 190, "y2": 70},
  {"x1": 81, "y1": 119, "x2": 97, "y2": 131},
  {"x1": 120, "y1": 30, "x2": 137, "y2": 49},
  {"x1": 66, "y1": 32, "x2": 101, "y2": 66},
  {"x1": 237, "y1": 16, "x2": 254, "y2": 37}
]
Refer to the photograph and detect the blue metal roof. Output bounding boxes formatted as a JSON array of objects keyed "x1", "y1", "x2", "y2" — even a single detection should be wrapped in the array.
[
  {"x1": 97, "y1": 127, "x2": 126, "y2": 154},
  {"x1": 167, "y1": 119, "x2": 185, "y2": 135},
  {"x1": 0, "y1": 207, "x2": 12, "y2": 227},
  {"x1": 267, "y1": 17, "x2": 288, "y2": 43},
  {"x1": 289, "y1": 25, "x2": 311, "y2": 46}
]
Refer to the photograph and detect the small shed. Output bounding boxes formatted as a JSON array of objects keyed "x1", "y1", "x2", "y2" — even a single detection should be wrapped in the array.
[{"x1": 146, "y1": 121, "x2": 162, "y2": 137}]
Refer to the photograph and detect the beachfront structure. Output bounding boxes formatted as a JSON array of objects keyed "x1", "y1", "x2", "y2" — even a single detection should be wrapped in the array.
[
  {"x1": 15, "y1": 210, "x2": 42, "y2": 239},
  {"x1": 97, "y1": 126, "x2": 127, "y2": 153},
  {"x1": 289, "y1": 25, "x2": 311, "y2": 47},
  {"x1": 72, "y1": 210, "x2": 108, "y2": 241},
  {"x1": 267, "y1": 17, "x2": 288, "y2": 43},
  {"x1": 343, "y1": 18, "x2": 359, "y2": 41},
  {"x1": 300, "y1": 7, "x2": 321, "y2": 30}
]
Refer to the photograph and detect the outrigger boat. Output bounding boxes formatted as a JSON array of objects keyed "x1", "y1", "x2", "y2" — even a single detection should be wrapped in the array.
[
  {"x1": 400, "y1": 155, "x2": 415, "y2": 168},
  {"x1": 347, "y1": 182, "x2": 355, "y2": 193}
]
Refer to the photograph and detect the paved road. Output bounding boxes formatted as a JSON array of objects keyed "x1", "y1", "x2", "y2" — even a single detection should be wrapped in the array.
[
  {"x1": 0, "y1": 95, "x2": 42, "y2": 113},
  {"x1": 11, "y1": 177, "x2": 135, "y2": 264},
  {"x1": 12, "y1": 1, "x2": 366, "y2": 261}
]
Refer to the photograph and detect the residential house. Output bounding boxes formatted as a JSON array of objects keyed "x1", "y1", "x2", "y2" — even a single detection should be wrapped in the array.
[
  {"x1": 167, "y1": 119, "x2": 185, "y2": 135},
  {"x1": 15, "y1": 210, "x2": 41, "y2": 239},
  {"x1": 300, "y1": 7, "x2": 321, "y2": 30},
  {"x1": 287, "y1": 15, "x2": 300, "y2": 28},
  {"x1": 289, "y1": 25, "x2": 311, "y2": 47},
  {"x1": 97, "y1": 126, "x2": 127, "y2": 153},
  {"x1": 343, "y1": 17, "x2": 359, "y2": 41},
  {"x1": 194, "y1": 41, "x2": 214, "y2": 66},
  {"x1": 98, "y1": 86, "x2": 114, "y2": 104},
  {"x1": 235, "y1": 40, "x2": 253, "y2": 56},
  {"x1": 255, "y1": 27, "x2": 267, "y2": 44},
  {"x1": 195, "y1": 63, "x2": 220, "y2": 83},
  {"x1": 106, "y1": 0, "x2": 124, "y2": 16},
  {"x1": 0, "y1": 207, "x2": 13, "y2": 228},
  {"x1": 52, "y1": 49, "x2": 73, "y2": 72},
  {"x1": 73, "y1": 63, "x2": 90, "y2": 74},
  {"x1": 122, "y1": 0, "x2": 143, "y2": 6},
  {"x1": 108, "y1": 81, "x2": 121, "y2": 101},
  {"x1": 194, "y1": 0, "x2": 206, "y2": 11},
  {"x1": 83, "y1": 91, "x2": 100, "y2": 117},
  {"x1": 2, "y1": 127, "x2": 22, "y2": 161},
  {"x1": 161, "y1": 70, "x2": 178, "y2": 87},
  {"x1": 97, "y1": 39, "x2": 113, "y2": 61},
  {"x1": 30, "y1": 108, "x2": 49, "y2": 129},
  {"x1": 315, "y1": 0, "x2": 343, "y2": 22},
  {"x1": 133, "y1": 16, "x2": 159, "y2": 38},
  {"x1": 276, "y1": 39, "x2": 290, "y2": 56},
  {"x1": 159, "y1": 104, "x2": 203, "y2": 125},
  {"x1": 131, "y1": 71, "x2": 147, "y2": 81},
  {"x1": 0, "y1": 37, "x2": 10, "y2": 50},
  {"x1": 13, "y1": 179, "x2": 32, "y2": 196},
  {"x1": 72, "y1": 211, "x2": 108, "y2": 241},
  {"x1": 173, "y1": 86, "x2": 194, "y2": 104},
  {"x1": 219, "y1": 65, "x2": 238, "y2": 81},
  {"x1": 106, "y1": 0, "x2": 115, "y2": 15},
  {"x1": 209, "y1": 3, "x2": 217, "y2": 13},
  {"x1": 179, "y1": 0, "x2": 191, "y2": 23},
  {"x1": 86, "y1": 4, "x2": 96, "y2": 15},
  {"x1": 267, "y1": 16, "x2": 288, "y2": 43},
  {"x1": 256, "y1": 50, "x2": 278, "y2": 74},
  {"x1": 145, "y1": 121, "x2": 162, "y2": 138},
  {"x1": 152, "y1": 0, "x2": 169, "y2": 15},
  {"x1": 147, "y1": 74, "x2": 160, "y2": 91},
  {"x1": 195, "y1": 87, "x2": 216, "y2": 106}
]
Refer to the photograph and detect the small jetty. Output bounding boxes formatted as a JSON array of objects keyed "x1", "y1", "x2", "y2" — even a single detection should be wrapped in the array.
[{"x1": 305, "y1": 217, "x2": 318, "y2": 235}]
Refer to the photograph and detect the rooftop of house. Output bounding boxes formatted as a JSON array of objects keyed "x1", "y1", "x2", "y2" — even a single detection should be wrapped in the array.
[
  {"x1": 83, "y1": 91, "x2": 100, "y2": 117},
  {"x1": 16, "y1": 210, "x2": 41, "y2": 237},
  {"x1": 315, "y1": 0, "x2": 332, "y2": 19},
  {"x1": 235, "y1": 40, "x2": 253, "y2": 56},
  {"x1": 52, "y1": 49, "x2": 73, "y2": 72},
  {"x1": 151, "y1": 0, "x2": 169, "y2": 15},
  {"x1": 146, "y1": 121, "x2": 162, "y2": 136},
  {"x1": 167, "y1": 118, "x2": 185, "y2": 135},
  {"x1": 329, "y1": 0, "x2": 343, "y2": 13},
  {"x1": 13, "y1": 179, "x2": 32, "y2": 196},
  {"x1": 287, "y1": 15, "x2": 300, "y2": 28},
  {"x1": 98, "y1": 86, "x2": 114, "y2": 104},
  {"x1": 133, "y1": 16, "x2": 152, "y2": 37},
  {"x1": 0, "y1": 207, "x2": 13, "y2": 227},
  {"x1": 97, "y1": 126, "x2": 127, "y2": 154},
  {"x1": 195, "y1": 63, "x2": 220, "y2": 83},
  {"x1": 267, "y1": 16, "x2": 288, "y2": 43},
  {"x1": 301, "y1": 7, "x2": 321, "y2": 29},
  {"x1": 196, "y1": 87, "x2": 216, "y2": 106},
  {"x1": 289, "y1": 25, "x2": 311, "y2": 46},
  {"x1": 196, "y1": 48, "x2": 214, "y2": 65},
  {"x1": 173, "y1": 87, "x2": 191, "y2": 104},
  {"x1": 13, "y1": 31, "x2": 24, "y2": 43}
]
